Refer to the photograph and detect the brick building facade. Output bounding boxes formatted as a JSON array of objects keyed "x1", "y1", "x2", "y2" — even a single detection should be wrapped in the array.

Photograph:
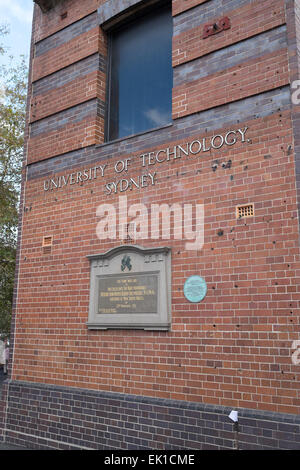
[{"x1": 1, "y1": 0, "x2": 300, "y2": 449}]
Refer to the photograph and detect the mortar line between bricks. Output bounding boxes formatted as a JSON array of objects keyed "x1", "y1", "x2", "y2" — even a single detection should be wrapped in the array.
[{"x1": 3, "y1": 429, "x2": 96, "y2": 450}]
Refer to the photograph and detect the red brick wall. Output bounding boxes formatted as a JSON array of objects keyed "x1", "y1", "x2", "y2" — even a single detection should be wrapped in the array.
[
  {"x1": 172, "y1": 49, "x2": 289, "y2": 119},
  {"x1": 30, "y1": 70, "x2": 103, "y2": 122},
  {"x1": 33, "y1": 0, "x2": 104, "y2": 42},
  {"x1": 32, "y1": 27, "x2": 104, "y2": 82},
  {"x1": 172, "y1": 0, "x2": 211, "y2": 17},
  {"x1": 10, "y1": 0, "x2": 300, "y2": 418},
  {"x1": 27, "y1": 115, "x2": 102, "y2": 164},
  {"x1": 29, "y1": 3, "x2": 107, "y2": 164},
  {"x1": 13, "y1": 109, "x2": 300, "y2": 414},
  {"x1": 172, "y1": 0, "x2": 286, "y2": 66}
]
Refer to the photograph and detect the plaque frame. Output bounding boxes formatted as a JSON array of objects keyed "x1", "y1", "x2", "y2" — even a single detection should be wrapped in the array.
[{"x1": 86, "y1": 245, "x2": 171, "y2": 330}]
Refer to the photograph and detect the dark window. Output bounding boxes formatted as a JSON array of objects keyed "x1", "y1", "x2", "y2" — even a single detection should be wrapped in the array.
[{"x1": 106, "y1": 4, "x2": 173, "y2": 141}]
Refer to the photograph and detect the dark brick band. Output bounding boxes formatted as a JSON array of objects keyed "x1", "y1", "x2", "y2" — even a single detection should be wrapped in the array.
[{"x1": 2, "y1": 380, "x2": 300, "y2": 450}]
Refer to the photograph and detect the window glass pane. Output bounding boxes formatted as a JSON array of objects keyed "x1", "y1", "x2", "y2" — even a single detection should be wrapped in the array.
[{"x1": 108, "y1": 5, "x2": 173, "y2": 141}]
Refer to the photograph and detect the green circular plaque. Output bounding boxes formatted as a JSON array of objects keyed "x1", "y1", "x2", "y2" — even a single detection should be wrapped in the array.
[{"x1": 184, "y1": 275, "x2": 207, "y2": 303}]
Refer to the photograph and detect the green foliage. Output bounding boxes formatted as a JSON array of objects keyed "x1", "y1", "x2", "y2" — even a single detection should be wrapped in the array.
[{"x1": 0, "y1": 26, "x2": 27, "y2": 339}]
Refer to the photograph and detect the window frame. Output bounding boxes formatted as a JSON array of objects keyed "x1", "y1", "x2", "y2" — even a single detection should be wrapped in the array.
[{"x1": 104, "y1": 0, "x2": 172, "y2": 143}]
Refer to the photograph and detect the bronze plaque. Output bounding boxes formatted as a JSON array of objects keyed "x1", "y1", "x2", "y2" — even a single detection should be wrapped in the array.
[{"x1": 97, "y1": 273, "x2": 158, "y2": 315}]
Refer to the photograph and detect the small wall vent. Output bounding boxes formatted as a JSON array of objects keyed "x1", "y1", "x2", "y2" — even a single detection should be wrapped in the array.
[
  {"x1": 42, "y1": 236, "x2": 53, "y2": 253},
  {"x1": 236, "y1": 204, "x2": 254, "y2": 219}
]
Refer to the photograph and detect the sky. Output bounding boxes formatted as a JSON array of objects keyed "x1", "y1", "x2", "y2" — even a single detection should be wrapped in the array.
[{"x1": 0, "y1": 0, "x2": 34, "y2": 67}]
